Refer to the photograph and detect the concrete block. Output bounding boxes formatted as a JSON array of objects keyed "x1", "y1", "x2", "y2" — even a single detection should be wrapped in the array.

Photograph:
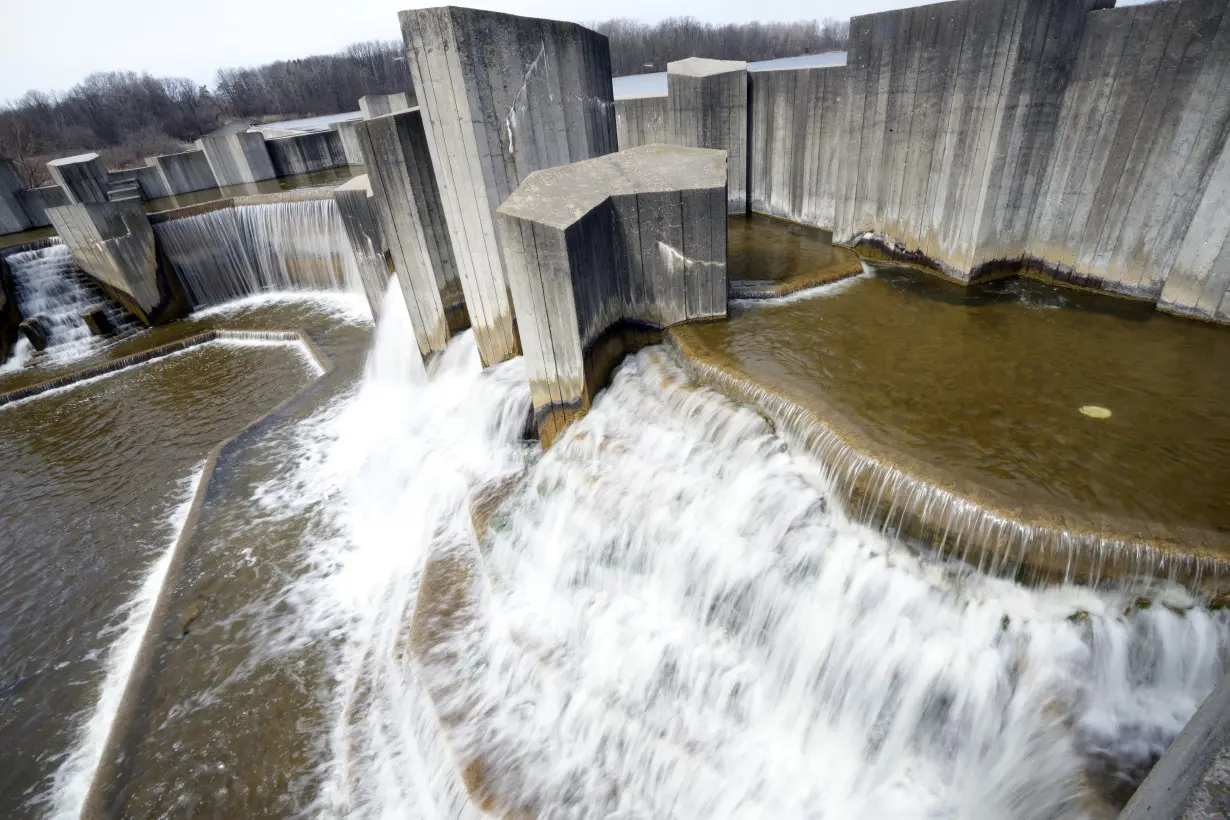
[
  {"x1": 133, "y1": 165, "x2": 170, "y2": 201},
  {"x1": 149, "y1": 149, "x2": 218, "y2": 196},
  {"x1": 400, "y1": 5, "x2": 618, "y2": 366},
  {"x1": 16, "y1": 185, "x2": 68, "y2": 228},
  {"x1": 196, "y1": 130, "x2": 276, "y2": 186},
  {"x1": 667, "y1": 57, "x2": 748, "y2": 214},
  {"x1": 615, "y1": 95, "x2": 668, "y2": 150},
  {"x1": 266, "y1": 130, "x2": 351, "y2": 177},
  {"x1": 45, "y1": 200, "x2": 187, "y2": 324},
  {"x1": 0, "y1": 159, "x2": 32, "y2": 234},
  {"x1": 47, "y1": 153, "x2": 110, "y2": 205},
  {"x1": 355, "y1": 108, "x2": 462, "y2": 357},
  {"x1": 359, "y1": 92, "x2": 415, "y2": 119},
  {"x1": 332, "y1": 120, "x2": 366, "y2": 166},
  {"x1": 332, "y1": 174, "x2": 390, "y2": 317},
  {"x1": 496, "y1": 144, "x2": 726, "y2": 446}
]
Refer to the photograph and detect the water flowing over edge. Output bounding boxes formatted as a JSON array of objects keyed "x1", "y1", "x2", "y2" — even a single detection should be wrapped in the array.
[{"x1": 229, "y1": 281, "x2": 1230, "y2": 819}]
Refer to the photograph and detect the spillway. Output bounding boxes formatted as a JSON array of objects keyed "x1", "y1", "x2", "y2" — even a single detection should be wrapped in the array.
[
  {"x1": 3, "y1": 241, "x2": 133, "y2": 367},
  {"x1": 153, "y1": 199, "x2": 364, "y2": 309}
]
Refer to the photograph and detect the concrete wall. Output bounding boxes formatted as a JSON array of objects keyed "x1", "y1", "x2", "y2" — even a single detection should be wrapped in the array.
[
  {"x1": 355, "y1": 108, "x2": 461, "y2": 357},
  {"x1": 0, "y1": 159, "x2": 32, "y2": 234},
  {"x1": 614, "y1": 95, "x2": 668, "y2": 149},
  {"x1": 150, "y1": 150, "x2": 218, "y2": 196},
  {"x1": 748, "y1": 66, "x2": 846, "y2": 230},
  {"x1": 45, "y1": 200, "x2": 187, "y2": 324},
  {"x1": 401, "y1": 5, "x2": 618, "y2": 367},
  {"x1": 332, "y1": 175, "x2": 389, "y2": 317},
  {"x1": 16, "y1": 185, "x2": 68, "y2": 228},
  {"x1": 497, "y1": 144, "x2": 728, "y2": 446},
  {"x1": 48, "y1": 153, "x2": 110, "y2": 205},
  {"x1": 266, "y1": 130, "x2": 351, "y2": 177},
  {"x1": 359, "y1": 92, "x2": 415, "y2": 119},
  {"x1": 667, "y1": 58, "x2": 748, "y2": 214},
  {"x1": 1032, "y1": 0, "x2": 1230, "y2": 307},
  {"x1": 332, "y1": 120, "x2": 366, "y2": 166},
  {"x1": 197, "y1": 131, "x2": 277, "y2": 186},
  {"x1": 132, "y1": 165, "x2": 170, "y2": 201}
]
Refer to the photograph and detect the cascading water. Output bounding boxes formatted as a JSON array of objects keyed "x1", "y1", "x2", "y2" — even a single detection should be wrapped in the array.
[
  {"x1": 2, "y1": 241, "x2": 133, "y2": 368},
  {"x1": 153, "y1": 199, "x2": 364, "y2": 309},
  {"x1": 241, "y1": 282, "x2": 1227, "y2": 819}
]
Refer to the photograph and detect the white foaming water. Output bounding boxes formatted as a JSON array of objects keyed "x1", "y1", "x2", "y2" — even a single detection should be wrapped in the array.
[
  {"x1": 4, "y1": 242, "x2": 133, "y2": 366},
  {"x1": 248, "y1": 284, "x2": 1226, "y2": 819},
  {"x1": 154, "y1": 200, "x2": 364, "y2": 309},
  {"x1": 45, "y1": 466, "x2": 206, "y2": 820}
]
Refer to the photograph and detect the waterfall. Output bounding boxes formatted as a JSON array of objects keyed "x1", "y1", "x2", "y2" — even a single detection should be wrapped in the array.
[
  {"x1": 153, "y1": 199, "x2": 364, "y2": 309},
  {"x1": 238, "y1": 288, "x2": 1227, "y2": 819},
  {"x1": 3, "y1": 242, "x2": 133, "y2": 367}
]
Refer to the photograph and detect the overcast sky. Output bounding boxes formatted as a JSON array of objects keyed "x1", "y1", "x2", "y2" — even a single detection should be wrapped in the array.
[{"x1": 2, "y1": 0, "x2": 936, "y2": 103}]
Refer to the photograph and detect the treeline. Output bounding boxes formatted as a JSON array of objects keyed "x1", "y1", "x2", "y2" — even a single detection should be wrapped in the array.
[
  {"x1": 0, "y1": 19, "x2": 848, "y2": 187},
  {"x1": 595, "y1": 17, "x2": 849, "y2": 76},
  {"x1": 0, "y1": 41, "x2": 412, "y2": 186}
]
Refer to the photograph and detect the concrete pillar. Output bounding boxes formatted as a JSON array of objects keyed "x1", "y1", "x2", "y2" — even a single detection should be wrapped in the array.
[
  {"x1": 149, "y1": 149, "x2": 218, "y2": 196},
  {"x1": 667, "y1": 58, "x2": 748, "y2": 214},
  {"x1": 614, "y1": 96, "x2": 668, "y2": 150},
  {"x1": 496, "y1": 144, "x2": 727, "y2": 447},
  {"x1": 359, "y1": 92, "x2": 415, "y2": 119},
  {"x1": 400, "y1": 5, "x2": 618, "y2": 366},
  {"x1": 47, "y1": 153, "x2": 110, "y2": 204},
  {"x1": 196, "y1": 130, "x2": 276, "y2": 186},
  {"x1": 355, "y1": 109, "x2": 462, "y2": 358},
  {"x1": 0, "y1": 159, "x2": 32, "y2": 234},
  {"x1": 331, "y1": 120, "x2": 366, "y2": 166},
  {"x1": 332, "y1": 175, "x2": 390, "y2": 319},
  {"x1": 45, "y1": 200, "x2": 188, "y2": 325}
]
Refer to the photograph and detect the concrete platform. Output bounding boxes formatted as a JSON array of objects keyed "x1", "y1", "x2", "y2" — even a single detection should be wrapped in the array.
[
  {"x1": 400, "y1": 5, "x2": 618, "y2": 366},
  {"x1": 496, "y1": 144, "x2": 727, "y2": 446}
]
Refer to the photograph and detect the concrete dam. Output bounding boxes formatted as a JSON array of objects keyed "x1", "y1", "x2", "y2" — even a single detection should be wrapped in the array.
[{"x1": 0, "y1": 0, "x2": 1228, "y2": 818}]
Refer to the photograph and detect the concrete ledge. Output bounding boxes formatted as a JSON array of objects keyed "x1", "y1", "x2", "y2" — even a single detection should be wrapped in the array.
[
  {"x1": 497, "y1": 144, "x2": 727, "y2": 446},
  {"x1": 666, "y1": 329, "x2": 1230, "y2": 595},
  {"x1": 1121, "y1": 673, "x2": 1230, "y2": 820},
  {"x1": 54, "y1": 327, "x2": 333, "y2": 820}
]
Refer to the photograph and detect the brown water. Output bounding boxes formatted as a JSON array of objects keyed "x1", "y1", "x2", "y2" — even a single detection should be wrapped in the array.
[
  {"x1": 727, "y1": 213, "x2": 862, "y2": 297},
  {"x1": 143, "y1": 166, "x2": 360, "y2": 213},
  {"x1": 0, "y1": 337, "x2": 319, "y2": 817},
  {"x1": 672, "y1": 266, "x2": 1230, "y2": 578}
]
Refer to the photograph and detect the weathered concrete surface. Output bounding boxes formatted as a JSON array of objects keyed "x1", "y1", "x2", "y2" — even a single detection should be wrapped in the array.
[
  {"x1": 356, "y1": 109, "x2": 462, "y2": 356},
  {"x1": 0, "y1": 159, "x2": 32, "y2": 234},
  {"x1": 48, "y1": 153, "x2": 110, "y2": 205},
  {"x1": 401, "y1": 5, "x2": 618, "y2": 366},
  {"x1": 833, "y1": 0, "x2": 1112, "y2": 281},
  {"x1": 266, "y1": 130, "x2": 351, "y2": 177},
  {"x1": 615, "y1": 95, "x2": 668, "y2": 149},
  {"x1": 132, "y1": 165, "x2": 170, "y2": 201},
  {"x1": 359, "y1": 92, "x2": 415, "y2": 119},
  {"x1": 1120, "y1": 674, "x2": 1230, "y2": 820},
  {"x1": 497, "y1": 144, "x2": 727, "y2": 446},
  {"x1": 1033, "y1": 0, "x2": 1230, "y2": 303},
  {"x1": 332, "y1": 174, "x2": 390, "y2": 318},
  {"x1": 16, "y1": 185, "x2": 68, "y2": 229},
  {"x1": 0, "y1": 249, "x2": 23, "y2": 361},
  {"x1": 149, "y1": 149, "x2": 218, "y2": 196},
  {"x1": 197, "y1": 130, "x2": 276, "y2": 186},
  {"x1": 332, "y1": 120, "x2": 366, "y2": 166},
  {"x1": 45, "y1": 201, "x2": 188, "y2": 325},
  {"x1": 748, "y1": 66, "x2": 846, "y2": 230},
  {"x1": 667, "y1": 58, "x2": 748, "y2": 214}
]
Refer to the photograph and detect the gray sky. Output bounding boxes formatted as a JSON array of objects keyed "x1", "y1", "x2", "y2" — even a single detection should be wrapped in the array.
[{"x1": 2, "y1": 0, "x2": 928, "y2": 103}]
